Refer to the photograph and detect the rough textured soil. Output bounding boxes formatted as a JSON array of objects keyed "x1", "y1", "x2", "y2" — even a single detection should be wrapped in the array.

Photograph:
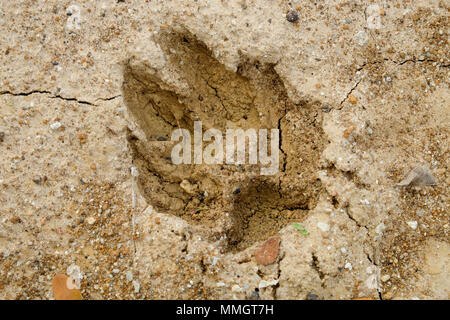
[{"x1": 0, "y1": 0, "x2": 448, "y2": 300}]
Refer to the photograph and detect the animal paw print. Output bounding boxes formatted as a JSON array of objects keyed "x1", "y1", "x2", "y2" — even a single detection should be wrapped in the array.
[{"x1": 123, "y1": 31, "x2": 326, "y2": 251}]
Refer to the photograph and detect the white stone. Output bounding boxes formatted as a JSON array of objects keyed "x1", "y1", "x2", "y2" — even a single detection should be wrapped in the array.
[
  {"x1": 126, "y1": 271, "x2": 133, "y2": 282},
  {"x1": 407, "y1": 221, "x2": 418, "y2": 230},
  {"x1": 50, "y1": 122, "x2": 62, "y2": 130},
  {"x1": 86, "y1": 216, "x2": 96, "y2": 225},
  {"x1": 130, "y1": 166, "x2": 139, "y2": 177},
  {"x1": 317, "y1": 222, "x2": 330, "y2": 232},
  {"x1": 355, "y1": 30, "x2": 369, "y2": 46},
  {"x1": 133, "y1": 280, "x2": 140, "y2": 293},
  {"x1": 258, "y1": 279, "x2": 279, "y2": 289},
  {"x1": 231, "y1": 284, "x2": 241, "y2": 292},
  {"x1": 381, "y1": 274, "x2": 390, "y2": 282},
  {"x1": 66, "y1": 264, "x2": 82, "y2": 289},
  {"x1": 375, "y1": 222, "x2": 386, "y2": 236}
]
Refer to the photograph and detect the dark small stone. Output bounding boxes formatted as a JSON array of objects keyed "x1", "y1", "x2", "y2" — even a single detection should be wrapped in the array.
[
  {"x1": 233, "y1": 188, "x2": 241, "y2": 195},
  {"x1": 33, "y1": 177, "x2": 41, "y2": 185},
  {"x1": 66, "y1": 11, "x2": 72, "y2": 16},
  {"x1": 286, "y1": 10, "x2": 299, "y2": 23},
  {"x1": 248, "y1": 290, "x2": 260, "y2": 300},
  {"x1": 52, "y1": 62, "x2": 59, "y2": 66},
  {"x1": 197, "y1": 193, "x2": 205, "y2": 201},
  {"x1": 156, "y1": 136, "x2": 168, "y2": 141},
  {"x1": 0, "y1": 132, "x2": 4, "y2": 142},
  {"x1": 11, "y1": 217, "x2": 21, "y2": 224},
  {"x1": 306, "y1": 293, "x2": 319, "y2": 300}
]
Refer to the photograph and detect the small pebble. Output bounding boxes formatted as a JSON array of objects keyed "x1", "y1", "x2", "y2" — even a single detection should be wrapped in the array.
[
  {"x1": 258, "y1": 279, "x2": 278, "y2": 289},
  {"x1": 133, "y1": 280, "x2": 140, "y2": 293},
  {"x1": 50, "y1": 122, "x2": 62, "y2": 130},
  {"x1": 248, "y1": 290, "x2": 260, "y2": 300},
  {"x1": 306, "y1": 293, "x2": 319, "y2": 300},
  {"x1": 231, "y1": 284, "x2": 241, "y2": 292},
  {"x1": 130, "y1": 166, "x2": 139, "y2": 177},
  {"x1": 355, "y1": 30, "x2": 369, "y2": 46},
  {"x1": 375, "y1": 223, "x2": 386, "y2": 235},
  {"x1": 317, "y1": 222, "x2": 330, "y2": 232},
  {"x1": 286, "y1": 10, "x2": 299, "y2": 23},
  {"x1": 348, "y1": 94, "x2": 358, "y2": 105},
  {"x1": 86, "y1": 216, "x2": 96, "y2": 225},
  {"x1": 126, "y1": 271, "x2": 133, "y2": 282},
  {"x1": 407, "y1": 221, "x2": 418, "y2": 230},
  {"x1": 381, "y1": 274, "x2": 390, "y2": 282}
]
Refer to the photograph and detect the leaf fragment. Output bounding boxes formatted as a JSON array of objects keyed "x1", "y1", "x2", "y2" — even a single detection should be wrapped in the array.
[
  {"x1": 292, "y1": 223, "x2": 309, "y2": 235},
  {"x1": 397, "y1": 166, "x2": 437, "y2": 186}
]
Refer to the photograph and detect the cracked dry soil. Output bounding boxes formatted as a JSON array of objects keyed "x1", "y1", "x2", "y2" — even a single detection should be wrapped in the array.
[{"x1": 0, "y1": 0, "x2": 448, "y2": 301}]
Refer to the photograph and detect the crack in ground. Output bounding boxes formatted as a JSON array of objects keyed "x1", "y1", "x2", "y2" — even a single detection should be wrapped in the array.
[
  {"x1": 366, "y1": 253, "x2": 383, "y2": 300},
  {"x1": 0, "y1": 89, "x2": 121, "y2": 106},
  {"x1": 339, "y1": 79, "x2": 361, "y2": 107},
  {"x1": 272, "y1": 257, "x2": 282, "y2": 300},
  {"x1": 339, "y1": 56, "x2": 447, "y2": 109},
  {"x1": 311, "y1": 252, "x2": 325, "y2": 288}
]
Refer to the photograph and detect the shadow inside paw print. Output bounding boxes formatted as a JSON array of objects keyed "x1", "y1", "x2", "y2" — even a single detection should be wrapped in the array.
[{"x1": 123, "y1": 31, "x2": 326, "y2": 251}]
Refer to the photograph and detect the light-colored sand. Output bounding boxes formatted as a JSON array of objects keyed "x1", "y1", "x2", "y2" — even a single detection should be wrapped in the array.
[{"x1": 0, "y1": 0, "x2": 448, "y2": 299}]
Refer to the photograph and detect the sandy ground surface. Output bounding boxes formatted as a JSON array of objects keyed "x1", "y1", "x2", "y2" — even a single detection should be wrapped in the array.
[{"x1": 0, "y1": 0, "x2": 448, "y2": 300}]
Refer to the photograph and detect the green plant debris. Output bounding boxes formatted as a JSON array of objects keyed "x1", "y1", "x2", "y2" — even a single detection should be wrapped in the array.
[{"x1": 292, "y1": 223, "x2": 309, "y2": 235}]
